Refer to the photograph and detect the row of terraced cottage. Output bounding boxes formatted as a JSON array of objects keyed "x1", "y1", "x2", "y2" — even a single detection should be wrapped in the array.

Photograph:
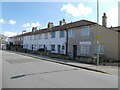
[{"x1": 8, "y1": 13, "x2": 119, "y2": 60}]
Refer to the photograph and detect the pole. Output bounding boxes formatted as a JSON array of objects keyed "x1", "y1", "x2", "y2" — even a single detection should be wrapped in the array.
[
  {"x1": 66, "y1": 27, "x2": 68, "y2": 55},
  {"x1": 97, "y1": 0, "x2": 99, "y2": 66}
]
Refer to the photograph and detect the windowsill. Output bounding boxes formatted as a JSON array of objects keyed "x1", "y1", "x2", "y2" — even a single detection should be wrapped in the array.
[
  {"x1": 80, "y1": 35, "x2": 90, "y2": 36},
  {"x1": 68, "y1": 36, "x2": 75, "y2": 38}
]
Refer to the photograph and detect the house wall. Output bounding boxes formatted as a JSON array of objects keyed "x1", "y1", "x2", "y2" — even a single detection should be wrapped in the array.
[
  {"x1": 23, "y1": 30, "x2": 66, "y2": 54},
  {"x1": 92, "y1": 25, "x2": 118, "y2": 59},
  {"x1": 68, "y1": 25, "x2": 118, "y2": 60}
]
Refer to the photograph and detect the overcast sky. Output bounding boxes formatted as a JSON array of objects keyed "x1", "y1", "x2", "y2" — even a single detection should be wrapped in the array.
[{"x1": 0, "y1": 0, "x2": 119, "y2": 37}]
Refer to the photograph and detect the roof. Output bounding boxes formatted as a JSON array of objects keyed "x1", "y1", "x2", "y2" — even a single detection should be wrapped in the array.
[
  {"x1": 10, "y1": 19, "x2": 97, "y2": 38},
  {"x1": 109, "y1": 26, "x2": 120, "y2": 32}
]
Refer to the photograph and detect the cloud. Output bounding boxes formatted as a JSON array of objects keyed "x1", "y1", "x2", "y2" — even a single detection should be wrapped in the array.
[
  {"x1": 22, "y1": 22, "x2": 41, "y2": 32},
  {"x1": 61, "y1": 3, "x2": 92, "y2": 17},
  {"x1": 22, "y1": 23, "x2": 31, "y2": 28},
  {"x1": 0, "y1": 18, "x2": 5, "y2": 24},
  {"x1": 9, "y1": 19, "x2": 16, "y2": 25},
  {"x1": 3, "y1": 31, "x2": 17, "y2": 37}
]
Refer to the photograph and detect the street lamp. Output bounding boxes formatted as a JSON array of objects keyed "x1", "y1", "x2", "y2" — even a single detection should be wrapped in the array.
[{"x1": 96, "y1": 0, "x2": 99, "y2": 66}]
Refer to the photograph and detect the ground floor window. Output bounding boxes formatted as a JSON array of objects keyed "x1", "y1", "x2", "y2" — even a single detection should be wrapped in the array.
[
  {"x1": 51, "y1": 45, "x2": 55, "y2": 51},
  {"x1": 80, "y1": 45, "x2": 90, "y2": 55}
]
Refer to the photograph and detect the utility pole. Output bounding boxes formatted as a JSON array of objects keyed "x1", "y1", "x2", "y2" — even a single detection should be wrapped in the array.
[{"x1": 96, "y1": 0, "x2": 99, "y2": 66}]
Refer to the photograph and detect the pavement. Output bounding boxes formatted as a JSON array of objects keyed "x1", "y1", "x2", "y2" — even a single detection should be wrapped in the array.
[{"x1": 5, "y1": 50, "x2": 118, "y2": 76}]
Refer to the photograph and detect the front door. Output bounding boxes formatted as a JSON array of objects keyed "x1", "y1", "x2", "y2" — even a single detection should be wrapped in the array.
[
  {"x1": 58, "y1": 45, "x2": 60, "y2": 54},
  {"x1": 73, "y1": 45, "x2": 77, "y2": 58}
]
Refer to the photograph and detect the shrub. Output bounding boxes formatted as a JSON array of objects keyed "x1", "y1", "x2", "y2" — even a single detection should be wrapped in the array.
[
  {"x1": 37, "y1": 48, "x2": 45, "y2": 52},
  {"x1": 76, "y1": 56, "x2": 96, "y2": 64}
]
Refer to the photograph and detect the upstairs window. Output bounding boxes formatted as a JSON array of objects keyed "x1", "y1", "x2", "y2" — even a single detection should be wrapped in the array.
[
  {"x1": 60, "y1": 30, "x2": 65, "y2": 38},
  {"x1": 44, "y1": 33, "x2": 48, "y2": 39},
  {"x1": 68, "y1": 29, "x2": 75, "y2": 37},
  {"x1": 80, "y1": 26, "x2": 90, "y2": 36},
  {"x1": 51, "y1": 31, "x2": 56, "y2": 38},
  {"x1": 39, "y1": 34, "x2": 42, "y2": 39},
  {"x1": 34, "y1": 35, "x2": 37, "y2": 40},
  {"x1": 30, "y1": 36, "x2": 32, "y2": 40}
]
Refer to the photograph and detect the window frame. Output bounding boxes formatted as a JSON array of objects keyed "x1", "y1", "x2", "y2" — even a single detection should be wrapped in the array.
[
  {"x1": 51, "y1": 31, "x2": 56, "y2": 38},
  {"x1": 68, "y1": 29, "x2": 75, "y2": 37},
  {"x1": 51, "y1": 44, "x2": 55, "y2": 51},
  {"x1": 80, "y1": 26, "x2": 90, "y2": 36},
  {"x1": 60, "y1": 30, "x2": 65, "y2": 38},
  {"x1": 44, "y1": 33, "x2": 48, "y2": 39},
  {"x1": 80, "y1": 44, "x2": 90, "y2": 55}
]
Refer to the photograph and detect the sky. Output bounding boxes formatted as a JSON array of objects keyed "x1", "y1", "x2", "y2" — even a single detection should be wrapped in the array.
[{"x1": 0, "y1": 0, "x2": 119, "y2": 37}]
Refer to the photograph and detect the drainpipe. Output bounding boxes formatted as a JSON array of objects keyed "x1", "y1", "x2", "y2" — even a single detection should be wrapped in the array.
[{"x1": 66, "y1": 26, "x2": 68, "y2": 55}]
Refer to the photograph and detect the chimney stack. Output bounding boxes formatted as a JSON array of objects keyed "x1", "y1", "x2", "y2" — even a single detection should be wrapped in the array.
[
  {"x1": 102, "y1": 13, "x2": 107, "y2": 27},
  {"x1": 32, "y1": 27, "x2": 37, "y2": 32},
  {"x1": 48, "y1": 22, "x2": 54, "y2": 28},
  {"x1": 59, "y1": 19, "x2": 66, "y2": 26}
]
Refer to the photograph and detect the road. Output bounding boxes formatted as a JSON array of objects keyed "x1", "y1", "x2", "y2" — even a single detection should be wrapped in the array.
[{"x1": 2, "y1": 50, "x2": 118, "y2": 88}]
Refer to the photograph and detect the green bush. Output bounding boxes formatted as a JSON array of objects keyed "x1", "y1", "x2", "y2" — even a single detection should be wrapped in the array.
[{"x1": 76, "y1": 56, "x2": 96, "y2": 64}]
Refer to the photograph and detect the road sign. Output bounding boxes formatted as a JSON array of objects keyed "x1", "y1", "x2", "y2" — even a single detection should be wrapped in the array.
[{"x1": 96, "y1": 35, "x2": 101, "y2": 39}]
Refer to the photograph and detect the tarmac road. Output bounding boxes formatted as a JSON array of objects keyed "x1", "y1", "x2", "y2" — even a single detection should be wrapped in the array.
[{"x1": 2, "y1": 50, "x2": 118, "y2": 88}]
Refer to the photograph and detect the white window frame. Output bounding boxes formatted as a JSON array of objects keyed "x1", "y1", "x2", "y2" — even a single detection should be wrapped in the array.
[
  {"x1": 80, "y1": 41, "x2": 91, "y2": 55},
  {"x1": 68, "y1": 29, "x2": 75, "y2": 37},
  {"x1": 81, "y1": 45, "x2": 90, "y2": 55},
  {"x1": 39, "y1": 34, "x2": 42, "y2": 39},
  {"x1": 51, "y1": 31, "x2": 56, "y2": 38},
  {"x1": 30, "y1": 36, "x2": 32, "y2": 40},
  {"x1": 34, "y1": 35, "x2": 37, "y2": 40},
  {"x1": 60, "y1": 30, "x2": 65, "y2": 38},
  {"x1": 51, "y1": 44, "x2": 55, "y2": 51},
  {"x1": 44, "y1": 33, "x2": 48, "y2": 39},
  {"x1": 80, "y1": 26, "x2": 90, "y2": 36}
]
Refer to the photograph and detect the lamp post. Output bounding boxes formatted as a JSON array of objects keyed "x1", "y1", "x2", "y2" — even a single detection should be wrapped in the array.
[
  {"x1": 96, "y1": 0, "x2": 99, "y2": 66},
  {"x1": 97, "y1": 40, "x2": 99, "y2": 65}
]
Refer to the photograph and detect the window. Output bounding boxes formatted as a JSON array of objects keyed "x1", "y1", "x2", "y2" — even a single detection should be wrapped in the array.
[
  {"x1": 51, "y1": 45, "x2": 55, "y2": 51},
  {"x1": 30, "y1": 36, "x2": 32, "y2": 40},
  {"x1": 60, "y1": 30, "x2": 65, "y2": 38},
  {"x1": 80, "y1": 41, "x2": 91, "y2": 55},
  {"x1": 68, "y1": 29, "x2": 75, "y2": 37},
  {"x1": 51, "y1": 32, "x2": 56, "y2": 38},
  {"x1": 34, "y1": 35, "x2": 37, "y2": 40},
  {"x1": 39, "y1": 34, "x2": 42, "y2": 39},
  {"x1": 80, "y1": 26, "x2": 90, "y2": 36},
  {"x1": 44, "y1": 33, "x2": 48, "y2": 39},
  {"x1": 81, "y1": 45, "x2": 90, "y2": 55}
]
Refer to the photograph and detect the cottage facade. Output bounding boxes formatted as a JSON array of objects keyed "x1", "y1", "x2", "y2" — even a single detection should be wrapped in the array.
[{"x1": 8, "y1": 14, "x2": 119, "y2": 60}]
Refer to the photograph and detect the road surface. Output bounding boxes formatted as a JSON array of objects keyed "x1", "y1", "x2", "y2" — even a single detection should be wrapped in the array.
[{"x1": 2, "y1": 50, "x2": 118, "y2": 88}]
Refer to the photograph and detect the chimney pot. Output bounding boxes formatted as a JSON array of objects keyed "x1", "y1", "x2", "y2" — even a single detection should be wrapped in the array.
[
  {"x1": 48, "y1": 22, "x2": 54, "y2": 28},
  {"x1": 59, "y1": 19, "x2": 66, "y2": 26},
  {"x1": 102, "y1": 13, "x2": 107, "y2": 27}
]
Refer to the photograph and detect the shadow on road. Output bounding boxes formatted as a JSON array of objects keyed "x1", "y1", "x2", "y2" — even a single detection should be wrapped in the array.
[{"x1": 11, "y1": 68, "x2": 78, "y2": 79}]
